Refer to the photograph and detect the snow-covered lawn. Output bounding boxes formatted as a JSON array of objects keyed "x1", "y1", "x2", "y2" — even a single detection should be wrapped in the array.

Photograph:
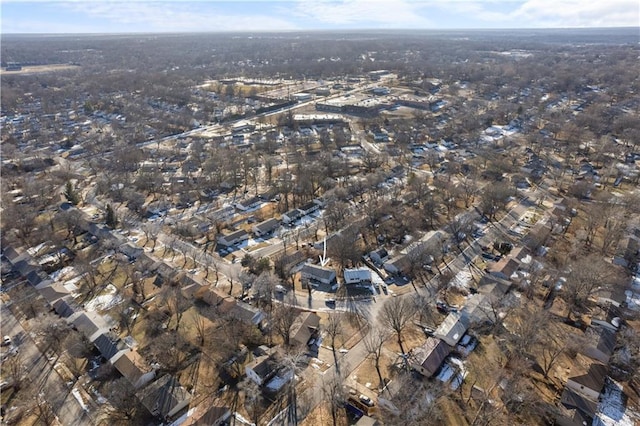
[
  {"x1": 593, "y1": 378, "x2": 640, "y2": 426},
  {"x1": 83, "y1": 284, "x2": 122, "y2": 312},
  {"x1": 450, "y1": 269, "x2": 472, "y2": 291}
]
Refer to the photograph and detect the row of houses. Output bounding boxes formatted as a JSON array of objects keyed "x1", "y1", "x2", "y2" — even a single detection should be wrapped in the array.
[
  {"x1": 217, "y1": 198, "x2": 326, "y2": 249},
  {"x1": 2, "y1": 222, "x2": 237, "y2": 424},
  {"x1": 375, "y1": 230, "x2": 448, "y2": 275},
  {"x1": 409, "y1": 245, "x2": 535, "y2": 378}
]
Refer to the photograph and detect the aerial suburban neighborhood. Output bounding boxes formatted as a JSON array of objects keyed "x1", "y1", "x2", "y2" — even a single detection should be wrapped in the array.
[{"x1": 1, "y1": 21, "x2": 639, "y2": 426}]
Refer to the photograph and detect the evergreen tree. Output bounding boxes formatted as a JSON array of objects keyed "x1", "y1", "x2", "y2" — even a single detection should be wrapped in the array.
[
  {"x1": 105, "y1": 204, "x2": 118, "y2": 229},
  {"x1": 64, "y1": 181, "x2": 80, "y2": 205}
]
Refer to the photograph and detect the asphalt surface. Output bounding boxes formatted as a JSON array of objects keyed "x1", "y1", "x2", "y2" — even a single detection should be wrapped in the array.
[{"x1": 1, "y1": 302, "x2": 92, "y2": 425}]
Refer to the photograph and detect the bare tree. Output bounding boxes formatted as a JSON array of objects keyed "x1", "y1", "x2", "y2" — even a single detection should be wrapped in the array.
[
  {"x1": 252, "y1": 270, "x2": 279, "y2": 311},
  {"x1": 161, "y1": 285, "x2": 190, "y2": 331},
  {"x1": 539, "y1": 335, "x2": 566, "y2": 379},
  {"x1": 272, "y1": 304, "x2": 299, "y2": 348},
  {"x1": 363, "y1": 326, "x2": 390, "y2": 389},
  {"x1": 324, "y1": 313, "x2": 344, "y2": 373},
  {"x1": 561, "y1": 255, "x2": 613, "y2": 320},
  {"x1": 34, "y1": 393, "x2": 57, "y2": 426},
  {"x1": 190, "y1": 310, "x2": 211, "y2": 347},
  {"x1": 478, "y1": 181, "x2": 513, "y2": 221},
  {"x1": 102, "y1": 377, "x2": 141, "y2": 423},
  {"x1": 382, "y1": 371, "x2": 444, "y2": 425},
  {"x1": 240, "y1": 376, "x2": 264, "y2": 425},
  {"x1": 379, "y1": 297, "x2": 416, "y2": 355},
  {"x1": 321, "y1": 370, "x2": 347, "y2": 426}
]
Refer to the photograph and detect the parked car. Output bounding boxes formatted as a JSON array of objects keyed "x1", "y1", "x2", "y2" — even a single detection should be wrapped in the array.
[
  {"x1": 359, "y1": 395, "x2": 374, "y2": 407},
  {"x1": 2, "y1": 336, "x2": 11, "y2": 346}
]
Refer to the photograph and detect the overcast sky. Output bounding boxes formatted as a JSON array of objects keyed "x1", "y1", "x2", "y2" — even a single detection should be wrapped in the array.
[{"x1": 2, "y1": 0, "x2": 639, "y2": 34}]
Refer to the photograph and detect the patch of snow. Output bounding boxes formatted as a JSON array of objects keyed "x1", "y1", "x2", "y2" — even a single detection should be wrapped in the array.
[
  {"x1": 50, "y1": 266, "x2": 76, "y2": 282},
  {"x1": 593, "y1": 378, "x2": 639, "y2": 426},
  {"x1": 450, "y1": 269, "x2": 471, "y2": 290},
  {"x1": 64, "y1": 275, "x2": 82, "y2": 292},
  {"x1": 84, "y1": 284, "x2": 122, "y2": 312},
  {"x1": 233, "y1": 412, "x2": 255, "y2": 426},
  {"x1": 27, "y1": 242, "x2": 48, "y2": 256},
  {"x1": 71, "y1": 388, "x2": 89, "y2": 411},
  {"x1": 624, "y1": 290, "x2": 640, "y2": 311},
  {"x1": 436, "y1": 363, "x2": 454, "y2": 383}
]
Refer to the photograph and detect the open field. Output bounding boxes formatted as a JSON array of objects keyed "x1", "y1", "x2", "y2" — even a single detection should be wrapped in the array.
[{"x1": 1, "y1": 64, "x2": 80, "y2": 75}]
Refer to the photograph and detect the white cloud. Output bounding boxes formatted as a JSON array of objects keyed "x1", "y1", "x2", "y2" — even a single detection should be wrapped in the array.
[
  {"x1": 513, "y1": 0, "x2": 639, "y2": 28},
  {"x1": 291, "y1": 0, "x2": 434, "y2": 27},
  {"x1": 61, "y1": 1, "x2": 300, "y2": 32},
  {"x1": 433, "y1": 0, "x2": 639, "y2": 28}
]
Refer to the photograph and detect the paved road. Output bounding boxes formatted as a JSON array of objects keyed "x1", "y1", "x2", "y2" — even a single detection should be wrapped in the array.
[{"x1": 1, "y1": 302, "x2": 92, "y2": 425}]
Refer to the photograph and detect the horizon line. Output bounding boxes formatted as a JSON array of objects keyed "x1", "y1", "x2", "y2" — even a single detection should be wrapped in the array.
[{"x1": 3, "y1": 26, "x2": 639, "y2": 37}]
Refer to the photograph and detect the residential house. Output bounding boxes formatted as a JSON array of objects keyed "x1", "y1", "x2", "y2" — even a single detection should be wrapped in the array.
[
  {"x1": 111, "y1": 349, "x2": 156, "y2": 389},
  {"x1": 522, "y1": 221, "x2": 552, "y2": 251},
  {"x1": 265, "y1": 368, "x2": 294, "y2": 394},
  {"x1": 369, "y1": 247, "x2": 389, "y2": 265},
  {"x1": 138, "y1": 375, "x2": 191, "y2": 420},
  {"x1": 38, "y1": 281, "x2": 72, "y2": 305},
  {"x1": 171, "y1": 398, "x2": 231, "y2": 426},
  {"x1": 229, "y1": 301, "x2": 265, "y2": 326},
  {"x1": 434, "y1": 312, "x2": 469, "y2": 347},
  {"x1": 410, "y1": 337, "x2": 452, "y2": 378},
  {"x1": 383, "y1": 255, "x2": 410, "y2": 275},
  {"x1": 234, "y1": 196, "x2": 262, "y2": 212},
  {"x1": 478, "y1": 274, "x2": 513, "y2": 298},
  {"x1": 384, "y1": 231, "x2": 447, "y2": 275},
  {"x1": 69, "y1": 311, "x2": 112, "y2": 342},
  {"x1": 612, "y1": 233, "x2": 640, "y2": 268},
  {"x1": 343, "y1": 268, "x2": 372, "y2": 285},
  {"x1": 275, "y1": 251, "x2": 306, "y2": 272},
  {"x1": 289, "y1": 312, "x2": 320, "y2": 346},
  {"x1": 207, "y1": 206, "x2": 235, "y2": 222},
  {"x1": 120, "y1": 242, "x2": 144, "y2": 260},
  {"x1": 300, "y1": 263, "x2": 337, "y2": 286},
  {"x1": 94, "y1": 332, "x2": 126, "y2": 362},
  {"x1": 558, "y1": 388, "x2": 599, "y2": 426},
  {"x1": 217, "y1": 229, "x2": 249, "y2": 248},
  {"x1": 560, "y1": 362, "x2": 608, "y2": 422},
  {"x1": 487, "y1": 257, "x2": 521, "y2": 281},
  {"x1": 195, "y1": 286, "x2": 236, "y2": 312},
  {"x1": 299, "y1": 201, "x2": 320, "y2": 216},
  {"x1": 567, "y1": 362, "x2": 608, "y2": 401},
  {"x1": 355, "y1": 415, "x2": 381, "y2": 426},
  {"x1": 281, "y1": 209, "x2": 303, "y2": 225},
  {"x1": 253, "y1": 218, "x2": 280, "y2": 238},
  {"x1": 459, "y1": 293, "x2": 489, "y2": 326},
  {"x1": 52, "y1": 296, "x2": 77, "y2": 318},
  {"x1": 245, "y1": 354, "x2": 279, "y2": 386},
  {"x1": 580, "y1": 326, "x2": 616, "y2": 364}
]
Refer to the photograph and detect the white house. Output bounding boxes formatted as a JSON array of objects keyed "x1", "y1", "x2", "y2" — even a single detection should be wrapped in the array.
[
  {"x1": 344, "y1": 268, "x2": 372, "y2": 285},
  {"x1": 301, "y1": 263, "x2": 337, "y2": 285},
  {"x1": 299, "y1": 201, "x2": 320, "y2": 216},
  {"x1": 383, "y1": 256, "x2": 410, "y2": 275},
  {"x1": 369, "y1": 247, "x2": 389, "y2": 265},
  {"x1": 217, "y1": 229, "x2": 249, "y2": 248},
  {"x1": 245, "y1": 355, "x2": 278, "y2": 386},
  {"x1": 111, "y1": 349, "x2": 156, "y2": 389},
  {"x1": 234, "y1": 196, "x2": 262, "y2": 212},
  {"x1": 253, "y1": 218, "x2": 279, "y2": 238},
  {"x1": 433, "y1": 312, "x2": 469, "y2": 347},
  {"x1": 293, "y1": 93, "x2": 312, "y2": 102},
  {"x1": 282, "y1": 209, "x2": 303, "y2": 224}
]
